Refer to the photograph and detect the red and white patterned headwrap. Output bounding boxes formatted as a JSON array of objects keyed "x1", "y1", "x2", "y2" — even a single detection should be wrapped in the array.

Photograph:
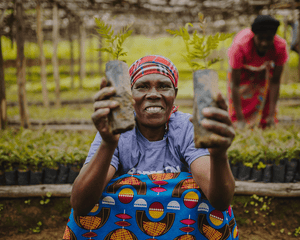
[{"x1": 129, "y1": 55, "x2": 179, "y2": 88}]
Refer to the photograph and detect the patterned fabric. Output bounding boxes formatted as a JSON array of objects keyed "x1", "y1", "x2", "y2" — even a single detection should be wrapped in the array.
[
  {"x1": 129, "y1": 55, "x2": 179, "y2": 88},
  {"x1": 227, "y1": 28, "x2": 288, "y2": 128},
  {"x1": 63, "y1": 172, "x2": 239, "y2": 239}
]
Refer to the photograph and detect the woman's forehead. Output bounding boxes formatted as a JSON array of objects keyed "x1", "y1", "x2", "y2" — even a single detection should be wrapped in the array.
[{"x1": 133, "y1": 74, "x2": 172, "y2": 84}]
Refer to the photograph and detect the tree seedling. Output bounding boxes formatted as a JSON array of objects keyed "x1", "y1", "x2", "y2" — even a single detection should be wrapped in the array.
[
  {"x1": 167, "y1": 12, "x2": 234, "y2": 71},
  {"x1": 40, "y1": 192, "x2": 52, "y2": 205},
  {"x1": 30, "y1": 221, "x2": 42, "y2": 233},
  {"x1": 95, "y1": 18, "x2": 132, "y2": 60},
  {"x1": 167, "y1": 12, "x2": 234, "y2": 148},
  {"x1": 94, "y1": 18, "x2": 135, "y2": 134}
]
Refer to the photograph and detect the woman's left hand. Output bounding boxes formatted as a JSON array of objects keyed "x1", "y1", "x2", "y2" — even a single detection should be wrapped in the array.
[{"x1": 200, "y1": 93, "x2": 235, "y2": 156}]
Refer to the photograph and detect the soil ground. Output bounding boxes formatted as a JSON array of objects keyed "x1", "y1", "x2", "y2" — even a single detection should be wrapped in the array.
[{"x1": 0, "y1": 196, "x2": 299, "y2": 239}]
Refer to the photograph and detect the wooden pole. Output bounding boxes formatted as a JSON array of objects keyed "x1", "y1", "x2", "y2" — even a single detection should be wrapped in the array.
[
  {"x1": 0, "y1": 4, "x2": 7, "y2": 130},
  {"x1": 0, "y1": 37, "x2": 6, "y2": 129},
  {"x1": 89, "y1": 35, "x2": 94, "y2": 77},
  {"x1": 298, "y1": 9, "x2": 300, "y2": 82},
  {"x1": 1, "y1": 181, "x2": 300, "y2": 198},
  {"x1": 68, "y1": 19, "x2": 74, "y2": 89},
  {"x1": 52, "y1": 3, "x2": 61, "y2": 107},
  {"x1": 79, "y1": 20, "x2": 86, "y2": 89},
  {"x1": 36, "y1": 0, "x2": 49, "y2": 108},
  {"x1": 16, "y1": 0, "x2": 30, "y2": 128},
  {"x1": 283, "y1": 15, "x2": 289, "y2": 84}
]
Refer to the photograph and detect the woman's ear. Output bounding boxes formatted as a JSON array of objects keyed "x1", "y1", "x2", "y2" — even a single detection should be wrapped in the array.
[{"x1": 175, "y1": 88, "x2": 178, "y2": 98}]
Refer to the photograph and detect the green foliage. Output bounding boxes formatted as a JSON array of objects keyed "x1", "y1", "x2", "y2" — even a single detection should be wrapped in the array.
[
  {"x1": 167, "y1": 13, "x2": 234, "y2": 70},
  {"x1": 0, "y1": 128, "x2": 94, "y2": 172},
  {"x1": 30, "y1": 221, "x2": 42, "y2": 233},
  {"x1": 40, "y1": 192, "x2": 52, "y2": 205},
  {"x1": 295, "y1": 226, "x2": 300, "y2": 237},
  {"x1": 95, "y1": 18, "x2": 132, "y2": 60},
  {"x1": 228, "y1": 126, "x2": 300, "y2": 167}
]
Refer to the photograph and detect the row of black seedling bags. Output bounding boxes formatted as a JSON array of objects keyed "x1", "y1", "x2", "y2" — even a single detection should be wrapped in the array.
[
  {"x1": 0, "y1": 163, "x2": 82, "y2": 186},
  {"x1": 230, "y1": 158, "x2": 300, "y2": 183}
]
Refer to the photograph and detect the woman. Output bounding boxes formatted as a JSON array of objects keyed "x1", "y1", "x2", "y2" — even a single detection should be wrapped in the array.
[
  {"x1": 69, "y1": 55, "x2": 236, "y2": 239},
  {"x1": 227, "y1": 15, "x2": 288, "y2": 129}
]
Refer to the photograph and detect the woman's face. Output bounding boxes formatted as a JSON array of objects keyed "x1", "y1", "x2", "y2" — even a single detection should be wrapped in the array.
[
  {"x1": 253, "y1": 32, "x2": 275, "y2": 56},
  {"x1": 131, "y1": 74, "x2": 177, "y2": 129}
]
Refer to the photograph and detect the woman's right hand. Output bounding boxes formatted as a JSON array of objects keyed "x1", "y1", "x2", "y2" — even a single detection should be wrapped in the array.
[{"x1": 92, "y1": 78, "x2": 120, "y2": 144}]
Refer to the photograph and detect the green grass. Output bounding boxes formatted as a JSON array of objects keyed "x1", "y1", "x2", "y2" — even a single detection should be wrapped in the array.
[{"x1": 7, "y1": 104, "x2": 94, "y2": 121}]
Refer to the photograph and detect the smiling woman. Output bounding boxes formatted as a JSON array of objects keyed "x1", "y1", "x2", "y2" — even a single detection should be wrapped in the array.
[
  {"x1": 68, "y1": 55, "x2": 238, "y2": 239},
  {"x1": 132, "y1": 74, "x2": 177, "y2": 138}
]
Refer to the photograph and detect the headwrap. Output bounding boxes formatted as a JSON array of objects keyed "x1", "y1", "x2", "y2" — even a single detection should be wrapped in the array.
[
  {"x1": 129, "y1": 55, "x2": 179, "y2": 88},
  {"x1": 251, "y1": 15, "x2": 280, "y2": 35}
]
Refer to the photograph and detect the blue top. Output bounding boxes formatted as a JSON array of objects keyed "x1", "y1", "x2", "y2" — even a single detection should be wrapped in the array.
[{"x1": 85, "y1": 111, "x2": 209, "y2": 175}]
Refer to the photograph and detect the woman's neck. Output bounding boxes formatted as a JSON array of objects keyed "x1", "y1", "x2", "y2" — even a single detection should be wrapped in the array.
[{"x1": 137, "y1": 122, "x2": 166, "y2": 141}]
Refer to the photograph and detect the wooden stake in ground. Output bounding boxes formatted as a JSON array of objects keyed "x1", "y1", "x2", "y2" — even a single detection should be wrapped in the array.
[
  {"x1": 192, "y1": 69, "x2": 219, "y2": 148},
  {"x1": 0, "y1": 38, "x2": 6, "y2": 130},
  {"x1": 79, "y1": 21, "x2": 86, "y2": 88},
  {"x1": 0, "y1": 4, "x2": 7, "y2": 129},
  {"x1": 68, "y1": 18, "x2": 75, "y2": 89},
  {"x1": 105, "y1": 60, "x2": 135, "y2": 134},
  {"x1": 52, "y1": 3, "x2": 61, "y2": 108},
  {"x1": 36, "y1": 0, "x2": 49, "y2": 108},
  {"x1": 16, "y1": 0, "x2": 30, "y2": 128}
]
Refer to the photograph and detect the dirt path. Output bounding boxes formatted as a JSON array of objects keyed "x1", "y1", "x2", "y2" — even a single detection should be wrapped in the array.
[{"x1": 1, "y1": 196, "x2": 300, "y2": 239}]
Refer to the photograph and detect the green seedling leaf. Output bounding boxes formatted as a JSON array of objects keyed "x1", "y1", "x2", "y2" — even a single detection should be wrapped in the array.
[
  {"x1": 95, "y1": 18, "x2": 132, "y2": 60},
  {"x1": 166, "y1": 12, "x2": 234, "y2": 71}
]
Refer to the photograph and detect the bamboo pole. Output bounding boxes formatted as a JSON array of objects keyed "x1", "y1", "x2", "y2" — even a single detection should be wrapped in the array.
[
  {"x1": 16, "y1": 0, "x2": 30, "y2": 129},
  {"x1": 36, "y1": 0, "x2": 49, "y2": 108},
  {"x1": 79, "y1": 20, "x2": 86, "y2": 89},
  {"x1": 52, "y1": 3, "x2": 61, "y2": 107}
]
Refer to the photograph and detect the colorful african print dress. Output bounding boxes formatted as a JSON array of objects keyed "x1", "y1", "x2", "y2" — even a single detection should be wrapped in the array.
[
  {"x1": 63, "y1": 172, "x2": 239, "y2": 239},
  {"x1": 227, "y1": 28, "x2": 288, "y2": 128}
]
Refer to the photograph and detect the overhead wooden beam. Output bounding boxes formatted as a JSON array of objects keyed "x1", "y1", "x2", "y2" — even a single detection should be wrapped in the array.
[{"x1": 16, "y1": 0, "x2": 30, "y2": 129}]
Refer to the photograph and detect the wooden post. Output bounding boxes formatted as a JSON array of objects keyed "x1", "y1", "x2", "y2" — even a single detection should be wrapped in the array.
[
  {"x1": 36, "y1": 0, "x2": 49, "y2": 108},
  {"x1": 0, "y1": 37, "x2": 6, "y2": 129},
  {"x1": 79, "y1": 20, "x2": 86, "y2": 89},
  {"x1": 52, "y1": 3, "x2": 61, "y2": 107},
  {"x1": 0, "y1": 5, "x2": 7, "y2": 130},
  {"x1": 89, "y1": 35, "x2": 94, "y2": 77},
  {"x1": 16, "y1": 0, "x2": 30, "y2": 128},
  {"x1": 298, "y1": 9, "x2": 300, "y2": 82},
  {"x1": 283, "y1": 15, "x2": 289, "y2": 84},
  {"x1": 68, "y1": 18, "x2": 74, "y2": 89}
]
